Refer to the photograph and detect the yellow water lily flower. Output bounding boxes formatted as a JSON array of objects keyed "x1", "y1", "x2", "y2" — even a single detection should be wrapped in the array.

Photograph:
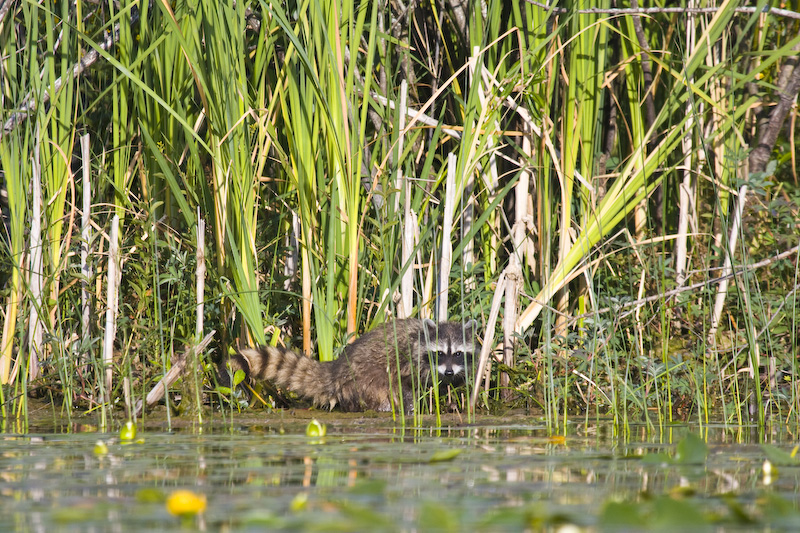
[{"x1": 166, "y1": 490, "x2": 207, "y2": 516}]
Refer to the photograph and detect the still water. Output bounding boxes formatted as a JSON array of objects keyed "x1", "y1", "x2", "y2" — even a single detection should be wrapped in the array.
[{"x1": 1, "y1": 413, "x2": 799, "y2": 532}]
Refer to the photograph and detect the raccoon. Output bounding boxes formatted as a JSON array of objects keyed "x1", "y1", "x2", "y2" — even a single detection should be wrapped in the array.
[{"x1": 223, "y1": 318, "x2": 479, "y2": 412}]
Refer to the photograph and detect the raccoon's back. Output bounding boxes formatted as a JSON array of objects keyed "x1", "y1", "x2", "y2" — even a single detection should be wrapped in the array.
[{"x1": 235, "y1": 346, "x2": 339, "y2": 409}]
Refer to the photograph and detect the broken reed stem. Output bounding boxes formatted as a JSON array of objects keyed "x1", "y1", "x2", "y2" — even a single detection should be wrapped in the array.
[
  {"x1": 709, "y1": 184, "x2": 748, "y2": 341},
  {"x1": 196, "y1": 210, "x2": 206, "y2": 339},
  {"x1": 194, "y1": 212, "x2": 206, "y2": 424},
  {"x1": 283, "y1": 211, "x2": 299, "y2": 291},
  {"x1": 133, "y1": 330, "x2": 216, "y2": 419},
  {"x1": 437, "y1": 153, "x2": 457, "y2": 322},
  {"x1": 80, "y1": 134, "x2": 92, "y2": 368},
  {"x1": 102, "y1": 214, "x2": 120, "y2": 407},
  {"x1": 470, "y1": 269, "x2": 506, "y2": 410},
  {"x1": 397, "y1": 80, "x2": 414, "y2": 319},
  {"x1": 28, "y1": 127, "x2": 43, "y2": 381}
]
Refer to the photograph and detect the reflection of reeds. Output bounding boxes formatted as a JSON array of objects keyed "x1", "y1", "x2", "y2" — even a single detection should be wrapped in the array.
[{"x1": 1, "y1": 0, "x2": 798, "y2": 429}]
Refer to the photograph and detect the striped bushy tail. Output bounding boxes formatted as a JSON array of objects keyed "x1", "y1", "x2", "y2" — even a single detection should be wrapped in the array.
[{"x1": 232, "y1": 346, "x2": 339, "y2": 409}]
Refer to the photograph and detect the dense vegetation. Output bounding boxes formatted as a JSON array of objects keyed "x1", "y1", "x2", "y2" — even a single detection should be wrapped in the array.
[{"x1": 1, "y1": 0, "x2": 798, "y2": 430}]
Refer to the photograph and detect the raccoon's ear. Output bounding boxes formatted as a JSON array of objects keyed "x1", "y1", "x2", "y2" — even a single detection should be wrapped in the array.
[
  {"x1": 464, "y1": 319, "x2": 479, "y2": 335},
  {"x1": 422, "y1": 318, "x2": 437, "y2": 329},
  {"x1": 421, "y1": 318, "x2": 438, "y2": 339}
]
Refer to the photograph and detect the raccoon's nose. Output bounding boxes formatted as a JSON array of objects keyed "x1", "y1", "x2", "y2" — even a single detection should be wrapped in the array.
[{"x1": 445, "y1": 368, "x2": 454, "y2": 376}]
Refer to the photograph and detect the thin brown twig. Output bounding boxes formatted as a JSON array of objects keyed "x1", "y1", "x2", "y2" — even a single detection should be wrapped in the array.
[
  {"x1": 515, "y1": 242, "x2": 800, "y2": 327},
  {"x1": 0, "y1": 20, "x2": 120, "y2": 141},
  {"x1": 0, "y1": 0, "x2": 14, "y2": 28},
  {"x1": 603, "y1": 243, "x2": 800, "y2": 323}
]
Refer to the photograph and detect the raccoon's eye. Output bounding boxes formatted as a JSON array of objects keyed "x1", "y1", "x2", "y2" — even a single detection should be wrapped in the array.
[
  {"x1": 453, "y1": 351, "x2": 463, "y2": 361},
  {"x1": 437, "y1": 351, "x2": 447, "y2": 360}
]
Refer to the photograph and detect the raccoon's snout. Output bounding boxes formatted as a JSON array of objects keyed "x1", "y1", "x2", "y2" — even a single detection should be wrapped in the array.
[{"x1": 437, "y1": 363, "x2": 463, "y2": 379}]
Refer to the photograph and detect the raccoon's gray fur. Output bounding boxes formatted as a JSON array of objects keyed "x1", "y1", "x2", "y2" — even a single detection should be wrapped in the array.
[{"x1": 224, "y1": 318, "x2": 478, "y2": 412}]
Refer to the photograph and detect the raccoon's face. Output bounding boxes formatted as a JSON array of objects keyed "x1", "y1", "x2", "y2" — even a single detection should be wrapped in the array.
[
  {"x1": 423, "y1": 319, "x2": 478, "y2": 386},
  {"x1": 435, "y1": 348, "x2": 470, "y2": 383}
]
